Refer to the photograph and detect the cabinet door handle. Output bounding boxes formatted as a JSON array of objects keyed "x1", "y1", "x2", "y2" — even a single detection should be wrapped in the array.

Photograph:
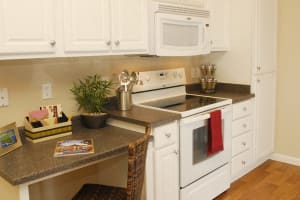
[
  {"x1": 187, "y1": 17, "x2": 192, "y2": 20},
  {"x1": 115, "y1": 40, "x2": 120, "y2": 46},
  {"x1": 242, "y1": 142, "x2": 247, "y2": 146},
  {"x1": 243, "y1": 107, "x2": 247, "y2": 112},
  {"x1": 257, "y1": 66, "x2": 261, "y2": 71},
  {"x1": 165, "y1": 133, "x2": 171, "y2": 138},
  {"x1": 49, "y1": 40, "x2": 56, "y2": 46},
  {"x1": 173, "y1": 150, "x2": 178, "y2": 155},
  {"x1": 106, "y1": 41, "x2": 111, "y2": 46},
  {"x1": 243, "y1": 124, "x2": 247, "y2": 128},
  {"x1": 257, "y1": 79, "x2": 261, "y2": 83},
  {"x1": 242, "y1": 160, "x2": 246, "y2": 165}
]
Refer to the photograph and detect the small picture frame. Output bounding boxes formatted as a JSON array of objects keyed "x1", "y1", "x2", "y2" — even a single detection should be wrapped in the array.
[{"x1": 0, "y1": 122, "x2": 22, "y2": 157}]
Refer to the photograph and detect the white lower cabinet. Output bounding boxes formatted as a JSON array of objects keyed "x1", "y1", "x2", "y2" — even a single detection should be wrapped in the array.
[
  {"x1": 154, "y1": 144, "x2": 179, "y2": 200},
  {"x1": 144, "y1": 121, "x2": 179, "y2": 200},
  {"x1": 231, "y1": 99, "x2": 254, "y2": 181},
  {"x1": 231, "y1": 149, "x2": 252, "y2": 176}
]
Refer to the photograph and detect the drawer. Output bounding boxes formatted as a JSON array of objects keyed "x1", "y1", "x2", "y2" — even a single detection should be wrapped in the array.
[
  {"x1": 231, "y1": 149, "x2": 253, "y2": 177},
  {"x1": 153, "y1": 121, "x2": 178, "y2": 149},
  {"x1": 233, "y1": 99, "x2": 253, "y2": 120},
  {"x1": 232, "y1": 116, "x2": 253, "y2": 137},
  {"x1": 232, "y1": 131, "x2": 252, "y2": 157}
]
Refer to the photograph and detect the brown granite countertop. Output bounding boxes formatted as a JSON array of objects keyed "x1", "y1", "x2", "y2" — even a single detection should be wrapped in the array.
[
  {"x1": 186, "y1": 83, "x2": 255, "y2": 103},
  {"x1": 0, "y1": 120, "x2": 143, "y2": 185},
  {"x1": 103, "y1": 100, "x2": 181, "y2": 127}
]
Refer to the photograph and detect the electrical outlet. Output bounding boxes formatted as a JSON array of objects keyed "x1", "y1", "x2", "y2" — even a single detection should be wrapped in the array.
[
  {"x1": 42, "y1": 83, "x2": 52, "y2": 99},
  {"x1": 191, "y1": 67, "x2": 198, "y2": 79},
  {"x1": 0, "y1": 88, "x2": 9, "y2": 107}
]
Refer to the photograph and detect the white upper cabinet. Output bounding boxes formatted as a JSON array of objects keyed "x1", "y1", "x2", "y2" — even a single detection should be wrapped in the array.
[
  {"x1": 153, "y1": 0, "x2": 207, "y2": 7},
  {"x1": 0, "y1": 0, "x2": 56, "y2": 55},
  {"x1": 182, "y1": 0, "x2": 207, "y2": 7},
  {"x1": 63, "y1": 0, "x2": 148, "y2": 54},
  {"x1": 63, "y1": 0, "x2": 110, "y2": 53},
  {"x1": 111, "y1": 0, "x2": 148, "y2": 53},
  {"x1": 255, "y1": 0, "x2": 277, "y2": 74},
  {"x1": 208, "y1": 0, "x2": 230, "y2": 51}
]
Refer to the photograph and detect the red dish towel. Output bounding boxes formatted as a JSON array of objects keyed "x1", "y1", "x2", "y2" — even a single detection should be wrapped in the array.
[{"x1": 207, "y1": 110, "x2": 224, "y2": 156}]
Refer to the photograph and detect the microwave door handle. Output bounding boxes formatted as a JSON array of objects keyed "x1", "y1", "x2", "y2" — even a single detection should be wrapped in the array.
[{"x1": 180, "y1": 113, "x2": 210, "y2": 125}]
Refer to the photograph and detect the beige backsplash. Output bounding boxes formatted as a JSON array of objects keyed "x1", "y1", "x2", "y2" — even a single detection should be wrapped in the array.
[{"x1": 0, "y1": 55, "x2": 204, "y2": 126}]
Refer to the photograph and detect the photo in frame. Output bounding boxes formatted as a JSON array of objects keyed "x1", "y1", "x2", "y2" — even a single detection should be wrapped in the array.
[{"x1": 0, "y1": 122, "x2": 22, "y2": 157}]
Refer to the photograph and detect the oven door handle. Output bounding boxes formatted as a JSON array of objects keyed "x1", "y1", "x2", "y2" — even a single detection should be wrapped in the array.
[
  {"x1": 180, "y1": 113, "x2": 210, "y2": 125},
  {"x1": 180, "y1": 105, "x2": 232, "y2": 125}
]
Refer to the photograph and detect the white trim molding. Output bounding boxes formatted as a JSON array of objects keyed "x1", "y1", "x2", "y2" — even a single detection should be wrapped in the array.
[{"x1": 271, "y1": 153, "x2": 300, "y2": 166}]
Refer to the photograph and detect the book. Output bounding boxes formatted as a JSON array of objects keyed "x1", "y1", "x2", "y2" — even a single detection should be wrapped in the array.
[{"x1": 53, "y1": 139, "x2": 94, "y2": 157}]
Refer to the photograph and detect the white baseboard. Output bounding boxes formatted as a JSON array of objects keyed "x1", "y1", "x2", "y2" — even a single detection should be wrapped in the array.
[{"x1": 271, "y1": 153, "x2": 300, "y2": 166}]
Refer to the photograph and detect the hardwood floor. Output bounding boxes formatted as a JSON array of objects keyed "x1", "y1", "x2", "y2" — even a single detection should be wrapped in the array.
[{"x1": 215, "y1": 160, "x2": 300, "y2": 200}]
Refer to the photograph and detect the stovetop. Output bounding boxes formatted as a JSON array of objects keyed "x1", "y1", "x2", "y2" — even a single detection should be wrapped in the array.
[
  {"x1": 132, "y1": 68, "x2": 232, "y2": 117},
  {"x1": 142, "y1": 95, "x2": 225, "y2": 112},
  {"x1": 139, "y1": 94, "x2": 232, "y2": 117}
]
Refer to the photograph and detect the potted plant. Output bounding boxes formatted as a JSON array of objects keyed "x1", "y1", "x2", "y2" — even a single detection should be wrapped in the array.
[{"x1": 71, "y1": 74, "x2": 113, "y2": 129}]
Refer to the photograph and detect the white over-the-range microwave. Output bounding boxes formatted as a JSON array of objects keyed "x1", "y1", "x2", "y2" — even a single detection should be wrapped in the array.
[{"x1": 149, "y1": 2, "x2": 211, "y2": 56}]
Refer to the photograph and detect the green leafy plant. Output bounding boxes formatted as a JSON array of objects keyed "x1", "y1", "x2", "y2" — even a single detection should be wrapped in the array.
[{"x1": 71, "y1": 74, "x2": 113, "y2": 113}]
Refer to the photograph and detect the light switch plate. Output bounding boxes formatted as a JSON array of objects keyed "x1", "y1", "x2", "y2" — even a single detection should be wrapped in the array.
[
  {"x1": 42, "y1": 83, "x2": 52, "y2": 99},
  {"x1": 0, "y1": 88, "x2": 9, "y2": 107}
]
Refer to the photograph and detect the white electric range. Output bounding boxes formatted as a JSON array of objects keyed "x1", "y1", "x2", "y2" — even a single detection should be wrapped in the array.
[{"x1": 131, "y1": 68, "x2": 232, "y2": 200}]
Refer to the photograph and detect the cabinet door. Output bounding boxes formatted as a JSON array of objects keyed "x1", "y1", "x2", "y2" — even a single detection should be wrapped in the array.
[
  {"x1": 154, "y1": 145, "x2": 179, "y2": 200},
  {"x1": 254, "y1": 72, "x2": 276, "y2": 163},
  {"x1": 111, "y1": 0, "x2": 148, "y2": 53},
  {"x1": 255, "y1": 0, "x2": 277, "y2": 74},
  {"x1": 208, "y1": 0, "x2": 230, "y2": 51},
  {"x1": 182, "y1": 0, "x2": 207, "y2": 7},
  {"x1": 63, "y1": 0, "x2": 110, "y2": 53},
  {"x1": 0, "y1": 0, "x2": 55, "y2": 54}
]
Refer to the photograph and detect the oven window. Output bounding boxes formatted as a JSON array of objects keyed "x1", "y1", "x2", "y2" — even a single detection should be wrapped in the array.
[
  {"x1": 192, "y1": 120, "x2": 225, "y2": 164},
  {"x1": 193, "y1": 126, "x2": 208, "y2": 164}
]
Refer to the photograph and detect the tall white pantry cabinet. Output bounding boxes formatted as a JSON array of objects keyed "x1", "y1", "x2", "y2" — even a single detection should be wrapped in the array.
[{"x1": 252, "y1": 0, "x2": 277, "y2": 166}]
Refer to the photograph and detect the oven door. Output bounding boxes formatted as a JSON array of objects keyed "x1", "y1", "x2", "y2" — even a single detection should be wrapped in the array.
[{"x1": 179, "y1": 105, "x2": 232, "y2": 188}]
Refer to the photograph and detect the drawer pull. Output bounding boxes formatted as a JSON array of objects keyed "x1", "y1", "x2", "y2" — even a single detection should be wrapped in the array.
[
  {"x1": 243, "y1": 124, "x2": 247, "y2": 128},
  {"x1": 242, "y1": 142, "x2": 247, "y2": 146},
  {"x1": 242, "y1": 160, "x2": 246, "y2": 165},
  {"x1": 165, "y1": 133, "x2": 172, "y2": 138}
]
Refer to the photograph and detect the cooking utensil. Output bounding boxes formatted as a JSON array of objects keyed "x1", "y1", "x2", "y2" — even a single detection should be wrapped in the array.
[{"x1": 119, "y1": 70, "x2": 130, "y2": 92}]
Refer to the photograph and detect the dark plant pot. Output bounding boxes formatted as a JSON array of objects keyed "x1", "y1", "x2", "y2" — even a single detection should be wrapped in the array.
[{"x1": 80, "y1": 113, "x2": 108, "y2": 129}]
